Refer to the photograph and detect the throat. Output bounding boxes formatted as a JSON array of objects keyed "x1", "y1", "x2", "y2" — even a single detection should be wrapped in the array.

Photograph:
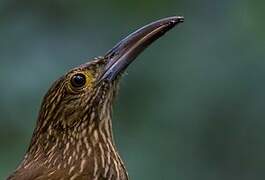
[{"x1": 20, "y1": 118, "x2": 127, "y2": 179}]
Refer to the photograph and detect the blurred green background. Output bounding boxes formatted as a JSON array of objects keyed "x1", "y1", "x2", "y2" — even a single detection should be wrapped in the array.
[{"x1": 1, "y1": 0, "x2": 265, "y2": 179}]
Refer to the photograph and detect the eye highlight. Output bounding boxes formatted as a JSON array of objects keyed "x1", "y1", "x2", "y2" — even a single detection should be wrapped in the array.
[{"x1": 70, "y1": 73, "x2": 86, "y2": 88}]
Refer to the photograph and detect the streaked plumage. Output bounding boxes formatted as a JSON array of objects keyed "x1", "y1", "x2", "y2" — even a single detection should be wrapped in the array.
[{"x1": 7, "y1": 16, "x2": 184, "y2": 180}]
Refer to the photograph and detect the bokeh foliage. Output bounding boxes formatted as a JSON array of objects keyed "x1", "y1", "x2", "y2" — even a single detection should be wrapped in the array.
[{"x1": 1, "y1": 0, "x2": 265, "y2": 179}]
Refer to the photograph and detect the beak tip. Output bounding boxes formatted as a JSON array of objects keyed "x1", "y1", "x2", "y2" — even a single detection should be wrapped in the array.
[
  {"x1": 172, "y1": 16, "x2": 184, "y2": 24},
  {"x1": 177, "y1": 16, "x2": 185, "y2": 23},
  {"x1": 165, "y1": 16, "x2": 184, "y2": 29}
]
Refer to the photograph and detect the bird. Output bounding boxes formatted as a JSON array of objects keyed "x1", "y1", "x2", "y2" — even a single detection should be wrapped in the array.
[{"x1": 7, "y1": 16, "x2": 184, "y2": 180}]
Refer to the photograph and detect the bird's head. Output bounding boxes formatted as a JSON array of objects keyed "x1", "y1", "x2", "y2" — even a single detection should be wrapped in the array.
[
  {"x1": 27, "y1": 17, "x2": 184, "y2": 161},
  {"x1": 32, "y1": 16, "x2": 184, "y2": 139}
]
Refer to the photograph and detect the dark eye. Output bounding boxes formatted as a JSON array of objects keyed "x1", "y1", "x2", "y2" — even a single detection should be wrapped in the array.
[{"x1": 71, "y1": 73, "x2": 86, "y2": 88}]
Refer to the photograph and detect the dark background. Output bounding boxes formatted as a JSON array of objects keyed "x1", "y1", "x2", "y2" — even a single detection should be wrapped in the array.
[{"x1": 1, "y1": 0, "x2": 265, "y2": 179}]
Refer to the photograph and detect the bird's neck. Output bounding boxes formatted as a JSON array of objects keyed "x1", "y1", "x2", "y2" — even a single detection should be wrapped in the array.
[{"x1": 19, "y1": 108, "x2": 128, "y2": 179}]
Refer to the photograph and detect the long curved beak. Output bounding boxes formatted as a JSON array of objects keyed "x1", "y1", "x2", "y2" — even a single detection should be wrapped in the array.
[{"x1": 99, "y1": 16, "x2": 184, "y2": 82}]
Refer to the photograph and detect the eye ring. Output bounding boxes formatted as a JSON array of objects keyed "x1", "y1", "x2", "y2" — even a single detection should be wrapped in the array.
[{"x1": 70, "y1": 73, "x2": 86, "y2": 89}]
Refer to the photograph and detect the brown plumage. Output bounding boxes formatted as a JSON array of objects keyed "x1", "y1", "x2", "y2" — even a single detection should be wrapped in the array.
[{"x1": 7, "y1": 16, "x2": 184, "y2": 180}]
